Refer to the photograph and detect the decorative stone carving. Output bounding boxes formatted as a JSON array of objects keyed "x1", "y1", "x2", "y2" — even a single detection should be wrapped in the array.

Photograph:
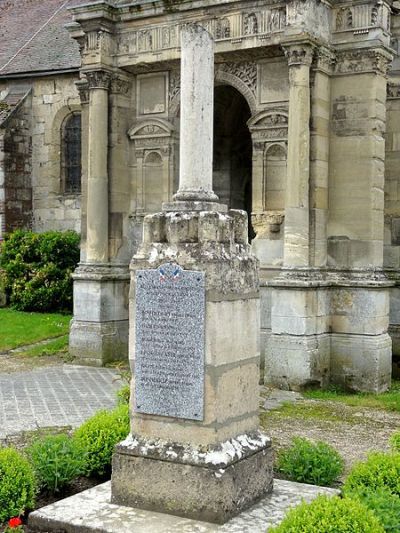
[
  {"x1": 252, "y1": 212, "x2": 285, "y2": 236},
  {"x1": 335, "y1": 48, "x2": 392, "y2": 76},
  {"x1": 248, "y1": 110, "x2": 289, "y2": 141},
  {"x1": 387, "y1": 82, "x2": 400, "y2": 99},
  {"x1": 218, "y1": 62, "x2": 257, "y2": 94},
  {"x1": 244, "y1": 13, "x2": 258, "y2": 35},
  {"x1": 128, "y1": 119, "x2": 174, "y2": 141},
  {"x1": 284, "y1": 44, "x2": 314, "y2": 67},
  {"x1": 86, "y1": 70, "x2": 112, "y2": 90},
  {"x1": 110, "y1": 76, "x2": 131, "y2": 95},
  {"x1": 75, "y1": 79, "x2": 89, "y2": 105},
  {"x1": 313, "y1": 47, "x2": 336, "y2": 75},
  {"x1": 169, "y1": 70, "x2": 181, "y2": 104},
  {"x1": 216, "y1": 17, "x2": 231, "y2": 39}
]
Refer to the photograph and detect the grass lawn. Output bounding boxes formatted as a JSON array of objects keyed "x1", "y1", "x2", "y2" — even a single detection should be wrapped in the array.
[
  {"x1": 303, "y1": 380, "x2": 400, "y2": 412},
  {"x1": 0, "y1": 309, "x2": 71, "y2": 352}
]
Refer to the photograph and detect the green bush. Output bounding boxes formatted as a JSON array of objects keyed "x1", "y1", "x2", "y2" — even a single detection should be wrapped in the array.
[
  {"x1": 389, "y1": 431, "x2": 400, "y2": 453},
  {"x1": 276, "y1": 437, "x2": 344, "y2": 486},
  {"x1": 117, "y1": 384, "x2": 130, "y2": 406},
  {"x1": 343, "y1": 452, "x2": 400, "y2": 496},
  {"x1": 0, "y1": 230, "x2": 80, "y2": 312},
  {"x1": 347, "y1": 487, "x2": 400, "y2": 532},
  {"x1": 0, "y1": 447, "x2": 36, "y2": 523},
  {"x1": 74, "y1": 404, "x2": 130, "y2": 477},
  {"x1": 269, "y1": 495, "x2": 384, "y2": 533},
  {"x1": 27, "y1": 434, "x2": 86, "y2": 494}
]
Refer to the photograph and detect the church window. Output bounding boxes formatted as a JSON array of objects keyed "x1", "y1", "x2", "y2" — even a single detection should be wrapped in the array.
[{"x1": 61, "y1": 113, "x2": 81, "y2": 194}]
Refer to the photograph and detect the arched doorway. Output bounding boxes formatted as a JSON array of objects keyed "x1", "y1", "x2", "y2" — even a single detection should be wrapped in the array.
[{"x1": 213, "y1": 85, "x2": 253, "y2": 237}]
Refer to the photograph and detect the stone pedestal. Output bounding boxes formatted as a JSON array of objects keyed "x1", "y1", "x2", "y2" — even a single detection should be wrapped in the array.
[
  {"x1": 111, "y1": 209, "x2": 273, "y2": 523},
  {"x1": 69, "y1": 264, "x2": 129, "y2": 366}
]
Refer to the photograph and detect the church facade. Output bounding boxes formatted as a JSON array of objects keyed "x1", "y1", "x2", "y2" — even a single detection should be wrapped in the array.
[{"x1": 2, "y1": 0, "x2": 400, "y2": 392}]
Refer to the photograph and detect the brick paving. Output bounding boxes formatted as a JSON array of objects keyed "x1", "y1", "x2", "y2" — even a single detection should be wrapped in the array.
[{"x1": 0, "y1": 365, "x2": 121, "y2": 438}]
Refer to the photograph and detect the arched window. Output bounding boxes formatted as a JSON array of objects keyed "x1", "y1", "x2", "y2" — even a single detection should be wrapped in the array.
[{"x1": 61, "y1": 113, "x2": 81, "y2": 194}]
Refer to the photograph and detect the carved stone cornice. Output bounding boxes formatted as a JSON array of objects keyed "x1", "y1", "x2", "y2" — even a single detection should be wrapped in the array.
[
  {"x1": 335, "y1": 48, "x2": 393, "y2": 77},
  {"x1": 312, "y1": 47, "x2": 336, "y2": 75},
  {"x1": 110, "y1": 75, "x2": 131, "y2": 95},
  {"x1": 85, "y1": 70, "x2": 112, "y2": 90},
  {"x1": 283, "y1": 43, "x2": 315, "y2": 67},
  {"x1": 75, "y1": 79, "x2": 89, "y2": 105},
  {"x1": 387, "y1": 81, "x2": 400, "y2": 99}
]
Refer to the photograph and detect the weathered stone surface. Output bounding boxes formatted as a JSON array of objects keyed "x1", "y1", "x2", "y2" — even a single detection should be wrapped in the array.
[{"x1": 112, "y1": 433, "x2": 273, "y2": 524}]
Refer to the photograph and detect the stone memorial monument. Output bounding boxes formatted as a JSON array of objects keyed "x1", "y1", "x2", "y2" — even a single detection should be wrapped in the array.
[{"x1": 111, "y1": 23, "x2": 273, "y2": 524}]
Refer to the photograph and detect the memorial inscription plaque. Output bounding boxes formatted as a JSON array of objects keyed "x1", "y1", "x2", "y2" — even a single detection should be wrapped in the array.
[{"x1": 135, "y1": 262, "x2": 205, "y2": 420}]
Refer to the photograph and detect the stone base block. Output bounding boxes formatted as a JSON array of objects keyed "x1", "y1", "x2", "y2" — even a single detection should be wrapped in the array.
[
  {"x1": 265, "y1": 334, "x2": 330, "y2": 390},
  {"x1": 111, "y1": 432, "x2": 273, "y2": 524},
  {"x1": 69, "y1": 320, "x2": 128, "y2": 366},
  {"x1": 330, "y1": 333, "x2": 392, "y2": 392}
]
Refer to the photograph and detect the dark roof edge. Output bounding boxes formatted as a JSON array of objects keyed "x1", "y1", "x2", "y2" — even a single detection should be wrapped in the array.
[{"x1": 0, "y1": 68, "x2": 80, "y2": 80}]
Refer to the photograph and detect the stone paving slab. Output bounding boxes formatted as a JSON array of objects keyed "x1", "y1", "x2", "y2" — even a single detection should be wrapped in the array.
[
  {"x1": 28, "y1": 480, "x2": 339, "y2": 533},
  {"x1": 0, "y1": 365, "x2": 121, "y2": 439}
]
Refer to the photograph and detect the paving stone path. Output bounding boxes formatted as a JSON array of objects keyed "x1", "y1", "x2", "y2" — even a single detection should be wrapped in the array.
[{"x1": 0, "y1": 365, "x2": 121, "y2": 439}]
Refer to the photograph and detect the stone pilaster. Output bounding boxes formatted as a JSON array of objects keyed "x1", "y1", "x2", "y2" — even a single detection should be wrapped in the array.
[
  {"x1": 75, "y1": 79, "x2": 89, "y2": 263},
  {"x1": 283, "y1": 42, "x2": 314, "y2": 267},
  {"x1": 0, "y1": 131, "x2": 5, "y2": 239}
]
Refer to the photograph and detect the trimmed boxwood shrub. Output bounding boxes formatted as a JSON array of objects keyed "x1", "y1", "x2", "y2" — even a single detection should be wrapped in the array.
[
  {"x1": 74, "y1": 404, "x2": 130, "y2": 478},
  {"x1": 0, "y1": 447, "x2": 36, "y2": 523},
  {"x1": 269, "y1": 495, "x2": 384, "y2": 533},
  {"x1": 0, "y1": 229, "x2": 80, "y2": 312},
  {"x1": 276, "y1": 437, "x2": 344, "y2": 486},
  {"x1": 343, "y1": 452, "x2": 400, "y2": 496},
  {"x1": 27, "y1": 434, "x2": 86, "y2": 494},
  {"x1": 347, "y1": 487, "x2": 400, "y2": 532}
]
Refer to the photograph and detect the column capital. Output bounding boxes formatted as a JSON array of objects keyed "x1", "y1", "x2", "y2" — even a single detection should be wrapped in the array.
[
  {"x1": 75, "y1": 79, "x2": 89, "y2": 105},
  {"x1": 85, "y1": 70, "x2": 112, "y2": 90},
  {"x1": 312, "y1": 47, "x2": 336, "y2": 75},
  {"x1": 283, "y1": 42, "x2": 315, "y2": 67}
]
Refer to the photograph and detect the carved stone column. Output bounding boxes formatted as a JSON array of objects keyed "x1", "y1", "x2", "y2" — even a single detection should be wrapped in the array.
[
  {"x1": 283, "y1": 42, "x2": 314, "y2": 267},
  {"x1": 86, "y1": 70, "x2": 111, "y2": 263}
]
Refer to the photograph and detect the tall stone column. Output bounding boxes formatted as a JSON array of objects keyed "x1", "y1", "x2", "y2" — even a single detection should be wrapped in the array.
[
  {"x1": 85, "y1": 70, "x2": 111, "y2": 263},
  {"x1": 111, "y1": 23, "x2": 272, "y2": 523},
  {"x1": 69, "y1": 71, "x2": 129, "y2": 366},
  {"x1": 174, "y1": 24, "x2": 218, "y2": 203},
  {"x1": 283, "y1": 42, "x2": 314, "y2": 267}
]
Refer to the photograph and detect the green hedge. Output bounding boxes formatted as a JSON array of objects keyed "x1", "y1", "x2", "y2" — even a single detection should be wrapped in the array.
[
  {"x1": 269, "y1": 495, "x2": 384, "y2": 533},
  {"x1": 0, "y1": 448, "x2": 36, "y2": 523},
  {"x1": 0, "y1": 230, "x2": 80, "y2": 312}
]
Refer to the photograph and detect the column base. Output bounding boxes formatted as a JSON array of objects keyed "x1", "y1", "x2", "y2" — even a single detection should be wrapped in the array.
[
  {"x1": 266, "y1": 334, "x2": 331, "y2": 390},
  {"x1": 69, "y1": 319, "x2": 128, "y2": 366},
  {"x1": 111, "y1": 431, "x2": 273, "y2": 524},
  {"x1": 330, "y1": 333, "x2": 392, "y2": 393},
  {"x1": 70, "y1": 264, "x2": 130, "y2": 366}
]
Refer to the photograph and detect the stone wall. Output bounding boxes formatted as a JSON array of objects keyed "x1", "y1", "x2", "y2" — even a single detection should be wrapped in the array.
[{"x1": 3, "y1": 93, "x2": 32, "y2": 233}]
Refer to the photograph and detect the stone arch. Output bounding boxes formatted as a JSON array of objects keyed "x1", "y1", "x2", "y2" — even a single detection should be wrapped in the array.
[
  {"x1": 47, "y1": 104, "x2": 81, "y2": 194},
  {"x1": 169, "y1": 70, "x2": 257, "y2": 118}
]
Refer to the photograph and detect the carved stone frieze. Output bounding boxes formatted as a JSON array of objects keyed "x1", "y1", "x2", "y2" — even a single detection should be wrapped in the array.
[
  {"x1": 252, "y1": 212, "x2": 285, "y2": 237},
  {"x1": 335, "y1": 48, "x2": 392, "y2": 76},
  {"x1": 117, "y1": 6, "x2": 286, "y2": 58},
  {"x1": 86, "y1": 70, "x2": 112, "y2": 90},
  {"x1": 334, "y1": 2, "x2": 390, "y2": 33},
  {"x1": 249, "y1": 111, "x2": 289, "y2": 143}
]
